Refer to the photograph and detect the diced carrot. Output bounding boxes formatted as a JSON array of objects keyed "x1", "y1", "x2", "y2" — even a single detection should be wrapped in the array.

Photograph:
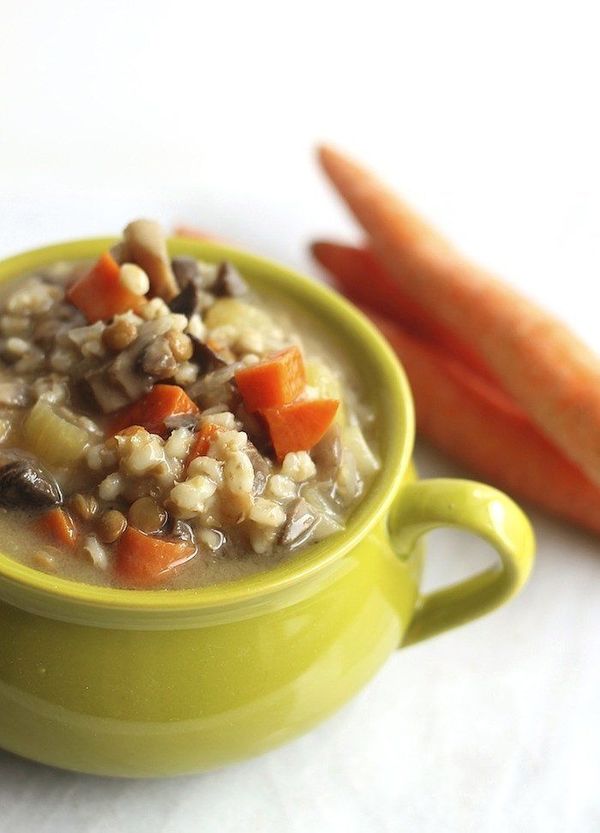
[
  {"x1": 362, "y1": 305, "x2": 600, "y2": 535},
  {"x1": 186, "y1": 423, "x2": 222, "y2": 467},
  {"x1": 116, "y1": 526, "x2": 196, "y2": 587},
  {"x1": 317, "y1": 144, "x2": 600, "y2": 490},
  {"x1": 38, "y1": 508, "x2": 78, "y2": 549},
  {"x1": 235, "y1": 347, "x2": 306, "y2": 413},
  {"x1": 261, "y1": 399, "x2": 339, "y2": 460},
  {"x1": 310, "y1": 240, "x2": 496, "y2": 382},
  {"x1": 66, "y1": 252, "x2": 146, "y2": 323},
  {"x1": 109, "y1": 385, "x2": 199, "y2": 437}
]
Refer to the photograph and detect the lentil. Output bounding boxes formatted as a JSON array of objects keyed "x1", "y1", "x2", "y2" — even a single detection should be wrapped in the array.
[
  {"x1": 97, "y1": 510, "x2": 128, "y2": 543},
  {"x1": 69, "y1": 492, "x2": 100, "y2": 521},
  {"x1": 128, "y1": 497, "x2": 166, "y2": 533}
]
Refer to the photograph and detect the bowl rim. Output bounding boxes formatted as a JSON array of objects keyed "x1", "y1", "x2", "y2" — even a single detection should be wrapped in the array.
[{"x1": 0, "y1": 237, "x2": 415, "y2": 623}]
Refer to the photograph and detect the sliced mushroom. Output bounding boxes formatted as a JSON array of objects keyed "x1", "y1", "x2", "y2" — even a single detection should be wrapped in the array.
[
  {"x1": 191, "y1": 337, "x2": 227, "y2": 374},
  {"x1": 236, "y1": 404, "x2": 271, "y2": 455},
  {"x1": 169, "y1": 281, "x2": 203, "y2": 317},
  {"x1": 123, "y1": 220, "x2": 179, "y2": 301},
  {"x1": 108, "y1": 352, "x2": 153, "y2": 401},
  {"x1": 0, "y1": 457, "x2": 62, "y2": 510},
  {"x1": 279, "y1": 498, "x2": 318, "y2": 548},
  {"x1": 212, "y1": 262, "x2": 248, "y2": 298},
  {"x1": 141, "y1": 335, "x2": 177, "y2": 379},
  {"x1": 84, "y1": 318, "x2": 174, "y2": 412},
  {"x1": 171, "y1": 256, "x2": 203, "y2": 288},
  {"x1": 311, "y1": 424, "x2": 342, "y2": 479},
  {"x1": 85, "y1": 364, "x2": 131, "y2": 413}
]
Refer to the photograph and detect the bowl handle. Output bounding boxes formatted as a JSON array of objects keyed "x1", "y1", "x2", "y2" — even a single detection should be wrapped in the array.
[{"x1": 389, "y1": 478, "x2": 535, "y2": 647}]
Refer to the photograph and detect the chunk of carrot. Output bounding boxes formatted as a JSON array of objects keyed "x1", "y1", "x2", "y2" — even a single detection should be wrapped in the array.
[
  {"x1": 38, "y1": 508, "x2": 78, "y2": 549},
  {"x1": 235, "y1": 347, "x2": 306, "y2": 413},
  {"x1": 109, "y1": 384, "x2": 199, "y2": 437},
  {"x1": 186, "y1": 423, "x2": 222, "y2": 467},
  {"x1": 66, "y1": 252, "x2": 146, "y2": 323},
  {"x1": 261, "y1": 399, "x2": 339, "y2": 460},
  {"x1": 116, "y1": 526, "x2": 196, "y2": 587}
]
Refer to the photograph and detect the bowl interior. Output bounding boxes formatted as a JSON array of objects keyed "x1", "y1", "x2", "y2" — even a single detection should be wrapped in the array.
[{"x1": 0, "y1": 237, "x2": 414, "y2": 618}]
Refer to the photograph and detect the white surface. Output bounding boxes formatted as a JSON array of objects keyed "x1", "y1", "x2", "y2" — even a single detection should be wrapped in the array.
[{"x1": 1, "y1": 1, "x2": 600, "y2": 830}]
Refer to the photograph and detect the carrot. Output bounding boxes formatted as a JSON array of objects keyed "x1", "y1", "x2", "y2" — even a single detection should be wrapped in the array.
[
  {"x1": 318, "y1": 145, "x2": 600, "y2": 489},
  {"x1": 38, "y1": 508, "x2": 78, "y2": 548},
  {"x1": 66, "y1": 252, "x2": 146, "y2": 323},
  {"x1": 186, "y1": 423, "x2": 222, "y2": 465},
  {"x1": 261, "y1": 399, "x2": 339, "y2": 460},
  {"x1": 173, "y1": 225, "x2": 215, "y2": 241},
  {"x1": 109, "y1": 384, "x2": 199, "y2": 437},
  {"x1": 361, "y1": 305, "x2": 600, "y2": 535},
  {"x1": 116, "y1": 526, "x2": 196, "y2": 587},
  {"x1": 311, "y1": 240, "x2": 495, "y2": 382},
  {"x1": 235, "y1": 346, "x2": 306, "y2": 412}
]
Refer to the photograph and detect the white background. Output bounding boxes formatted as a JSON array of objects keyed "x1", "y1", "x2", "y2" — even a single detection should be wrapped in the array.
[{"x1": 1, "y1": 1, "x2": 600, "y2": 830}]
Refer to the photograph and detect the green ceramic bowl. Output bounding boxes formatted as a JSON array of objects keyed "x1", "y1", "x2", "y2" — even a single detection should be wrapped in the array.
[{"x1": 0, "y1": 238, "x2": 535, "y2": 777}]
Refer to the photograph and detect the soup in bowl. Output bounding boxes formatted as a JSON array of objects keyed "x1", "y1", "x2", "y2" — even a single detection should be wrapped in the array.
[
  {"x1": 0, "y1": 221, "x2": 379, "y2": 590},
  {"x1": 0, "y1": 227, "x2": 534, "y2": 776}
]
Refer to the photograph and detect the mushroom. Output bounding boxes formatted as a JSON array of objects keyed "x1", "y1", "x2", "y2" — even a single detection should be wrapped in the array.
[
  {"x1": 85, "y1": 364, "x2": 131, "y2": 413},
  {"x1": 0, "y1": 457, "x2": 62, "y2": 510},
  {"x1": 123, "y1": 220, "x2": 179, "y2": 301},
  {"x1": 191, "y1": 337, "x2": 227, "y2": 374},
  {"x1": 236, "y1": 404, "x2": 272, "y2": 455},
  {"x1": 171, "y1": 256, "x2": 203, "y2": 288},
  {"x1": 279, "y1": 498, "x2": 318, "y2": 548},
  {"x1": 311, "y1": 424, "x2": 342, "y2": 479},
  {"x1": 84, "y1": 319, "x2": 170, "y2": 412},
  {"x1": 141, "y1": 335, "x2": 177, "y2": 379},
  {"x1": 169, "y1": 282, "x2": 203, "y2": 317},
  {"x1": 212, "y1": 262, "x2": 248, "y2": 298}
]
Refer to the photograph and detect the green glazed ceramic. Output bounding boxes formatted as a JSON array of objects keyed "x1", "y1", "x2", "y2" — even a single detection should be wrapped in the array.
[{"x1": 0, "y1": 239, "x2": 535, "y2": 777}]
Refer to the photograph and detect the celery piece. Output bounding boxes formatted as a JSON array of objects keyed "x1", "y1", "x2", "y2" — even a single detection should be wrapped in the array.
[{"x1": 23, "y1": 400, "x2": 90, "y2": 467}]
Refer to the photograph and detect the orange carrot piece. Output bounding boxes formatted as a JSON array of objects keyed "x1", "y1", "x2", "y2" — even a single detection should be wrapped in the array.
[
  {"x1": 109, "y1": 384, "x2": 199, "y2": 437},
  {"x1": 311, "y1": 240, "x2": 495, "y2": 382},
  {"x1": 66, "y1": 252, "x2": 146, "y2": 323},
  {"x1": 116, "y1": 526, "x2": 196, "y2": 587},
  {"x1": 361, "y1": 305, "x2": 600, "y2": 535},
  {"x1": 235, "y1": 347, "x2": 306, "y2": 412},
  {"x1": 261, "y1": 399, "x2": 339, "y2": 460},
  {"x1": 38, "y1": 508, "x2": 78, "y2": 548},
  {"x1": 186, "y1": 423, "x2": 222, "y2": 466},
  {"x1": 317, "y1": 144, "x2": 600, "y2": 489}
]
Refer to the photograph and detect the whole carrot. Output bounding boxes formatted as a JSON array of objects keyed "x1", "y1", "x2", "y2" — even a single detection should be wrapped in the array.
[
  {"x1": 173, "y1": 225, "x2": 214, "y2": 241},
  {"x1": 361, "y1": 306, "x2": 600, "y2": 535},
  {"x1": 311, "y1": 240, "x2": 495, "y2": 381},
  {"x1": 318, "y1": 145, "x2": 600, "y2": 489}
]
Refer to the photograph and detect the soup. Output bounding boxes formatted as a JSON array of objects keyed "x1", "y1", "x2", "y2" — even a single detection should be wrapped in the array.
[{"x1": 0, "y1": 221, "x2": 379, "y2": 588}]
